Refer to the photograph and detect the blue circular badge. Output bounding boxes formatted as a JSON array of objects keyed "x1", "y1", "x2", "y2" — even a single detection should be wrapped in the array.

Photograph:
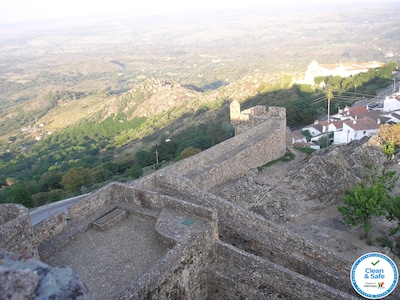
[{"x1": 350, "y1": 252, "x2": 398, "y2": 299}]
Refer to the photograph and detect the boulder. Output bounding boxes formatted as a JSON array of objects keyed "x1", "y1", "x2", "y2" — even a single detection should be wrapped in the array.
[{"x1": 0, "y1": 250, "x2": 92, "y2": 300}]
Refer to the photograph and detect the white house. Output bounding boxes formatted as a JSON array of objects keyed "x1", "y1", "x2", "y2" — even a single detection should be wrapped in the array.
[
  {"x1": 379, "y1": 111, "x2": 400, "y2": 123},
  {"x1": 302, "y1": 121, "x2": 324, "y2": 137},
  {"x1": 327, "y1": 121, "x2": 344, "y2": 132},
  {"x1": 333, "y1": 117, "x2": 380, "y2": 144},
  {"x1": 292, "y1": 130, "x2": 308, "y2": 143},
  {"x1": 383, "y1": 94, "x2": 400, "y2": 112}
]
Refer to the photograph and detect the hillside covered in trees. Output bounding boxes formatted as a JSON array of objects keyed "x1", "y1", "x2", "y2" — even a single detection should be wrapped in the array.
[{"x1": 0, "y1": 62, "x2": 398, "y2": 208}]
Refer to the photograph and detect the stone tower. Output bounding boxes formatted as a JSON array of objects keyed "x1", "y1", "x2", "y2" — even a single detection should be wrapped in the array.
[{"x1": 230, "y1": 100, "x2": 241, "y2": 125}]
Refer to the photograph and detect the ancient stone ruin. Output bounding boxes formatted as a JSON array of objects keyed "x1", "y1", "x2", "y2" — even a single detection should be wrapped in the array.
[{"x1": 1, "y1": 104, "x2": 399, "y2": 299}]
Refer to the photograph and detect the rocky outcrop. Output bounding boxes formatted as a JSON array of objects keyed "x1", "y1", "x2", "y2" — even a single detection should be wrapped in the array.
[
  {"x1": 130, "y1": 79, "x2": 203, "y2": 117},
  {"x1": 0, "y1": 250, "x2": 92, "y2": 300},
  {"x1": 287, "y1": 135, "x2": 386, "y2": 203},
  {"x1": 213, "y1": 135, "x2": 387, "y2": 222}
]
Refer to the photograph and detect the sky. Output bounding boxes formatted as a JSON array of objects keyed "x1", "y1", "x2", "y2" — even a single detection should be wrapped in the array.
[
  {"x1": 0, "y1": 0, "x2": 367, "y2": 25},
  {"x1": 1, "y1": 0, "x2": 265, "y2": 24}
]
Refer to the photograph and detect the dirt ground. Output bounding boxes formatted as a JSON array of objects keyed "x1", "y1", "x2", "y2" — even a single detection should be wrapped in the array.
[{"x1": 250, "y1": 148, "x2": 400, "y2": 264}]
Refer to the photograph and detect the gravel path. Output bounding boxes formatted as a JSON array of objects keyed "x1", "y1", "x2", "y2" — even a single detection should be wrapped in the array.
[{"x1": 43, "y1": 212, "x2": 169, "y2": 299}]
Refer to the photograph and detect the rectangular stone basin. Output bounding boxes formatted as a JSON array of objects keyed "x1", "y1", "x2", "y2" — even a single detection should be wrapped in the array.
[{"x1": 93, "y1": 208, "x2": 127, "y2": 231}]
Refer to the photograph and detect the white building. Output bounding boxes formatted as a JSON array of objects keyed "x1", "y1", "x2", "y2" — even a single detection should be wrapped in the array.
[
  {"x1": 379, "y1": 111, "x2": 400, "y2": 124},
  {"x1": 333, "y1": 117, "x2": 380, "y2": 144},
  {"x1": 292, "y1": 130, "x2": 308, "y2": 143},
  {"x1": 301, "y1": 121, "x2": 324, "y2": 137},
  {"x1": 303, "y1": 60, "x2": 385, "y2": 85},
  {"x1": 383, "y1": 94, "x2": 400, "y2": 112}
]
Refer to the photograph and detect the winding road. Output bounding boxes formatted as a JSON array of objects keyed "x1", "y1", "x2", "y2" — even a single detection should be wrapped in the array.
[{"x1": 29, "y1": 194, "x2": 88, "y2": 225}]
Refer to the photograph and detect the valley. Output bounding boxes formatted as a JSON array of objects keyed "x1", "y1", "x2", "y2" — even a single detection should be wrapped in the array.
[{"x1": 0, "y1": 1, "x2": 400, "y2": 208}]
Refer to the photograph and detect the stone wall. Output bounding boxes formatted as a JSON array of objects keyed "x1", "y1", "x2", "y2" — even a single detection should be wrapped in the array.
[
  {"x1": 118, "y1": 219, "x2": 217, "y2": 300},
  {"x1": 33, "y1": 212, "x2": 68, "y2": 245},
  {"x1": 208, "y1": 241, "x2": 358, "y2": 300},
  {"x1": 136, "y1": 106, "x2": 287, "y2": 192},
  {"x1": 0, "y1": 204, "x2": 38, "y2": 259},
  {"x1": 142, "y1": 171, "x2": 400, "y2": 299},
  {"x1": 67, "y1": 182, "x2": 161, "y2": 223},
  {"x1": 119, "y1": 188, "x2": 218, "y2": 300}
]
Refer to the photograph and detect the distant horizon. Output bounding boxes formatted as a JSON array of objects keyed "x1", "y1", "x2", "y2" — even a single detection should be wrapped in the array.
[{"x1": 1, "y1": 0, "x2": 389, "y2": 25}]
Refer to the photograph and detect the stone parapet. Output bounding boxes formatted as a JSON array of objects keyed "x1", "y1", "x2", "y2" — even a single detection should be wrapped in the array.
[
  {"x1": 33, "y1": 212, "x2": 68, "y2": 246},
  {"x1": 0, "y1": 204, "x2": 38, "y2": 259}
]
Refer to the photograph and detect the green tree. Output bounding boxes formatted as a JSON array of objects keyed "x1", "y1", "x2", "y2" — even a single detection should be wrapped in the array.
[
  {"x1": 61, "y1": 167, "x2": 93, "y2": 194},
  {"x1": 379, "y1": 124, "x2": 400, "y2": 147},
  {"x1": 135, "y1": 150, "x2": 153, "y2": 167},
  {"x1": 385, "y1": 195, "x2": 400, "y2": 235},
  {"x1": 92, "y1": 167, "x2": 113, "y2": 183},
  {"x1": 301, "y1": 129, "x2": 312, "y2": 142},
  {"x1": 126, "y1": 164, "x2": 143, "y2": 179},
  {"x1": 382, "y1": 140, "x2": 396, "y2": 157},
  {"x1": 207, "y1": 122, "x2": 233, "y2": 145},
  {"x1": 318, "y1": 132, "x2": 333, "y2": 148},
  {"x1": 38, "y1": 171, "x2": 63, "y2": 192},
  {"x1": 12, "y1": 184, "x2": 34, "y2": 208},
  {"x1": 338, "y1": 167, "x2": 398, "y2": 238}
]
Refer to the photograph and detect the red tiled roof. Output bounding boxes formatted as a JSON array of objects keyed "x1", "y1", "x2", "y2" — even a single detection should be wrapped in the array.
[
  {"x1": 344, "y1": 117, "x2": 380, "y2": 131},
  {"x1": 349, "y1": 105, "x2": 368, "y2": 115},
  {"x1": 330, "y1": 121, "x2": 344, "y2": 129}
]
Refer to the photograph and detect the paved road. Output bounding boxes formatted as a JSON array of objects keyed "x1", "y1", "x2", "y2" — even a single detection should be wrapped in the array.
[{"x1": 30, "y1": 194, "x2": 89, "y2": 226}]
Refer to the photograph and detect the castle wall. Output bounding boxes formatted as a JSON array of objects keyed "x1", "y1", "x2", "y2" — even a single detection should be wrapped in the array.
[
  {"x1": 147, "y1": 172, "x2": 396, "y2": 298},
  {"x1": 191, "y1": 121, "x2": 286, "y2": 191},
  {"x1": 33, "y1": 212, "x2": 68, "y2": 245},
  {"x1": 0, "y1": 204, "x2": 38, "y2": 258},
  {"x1": 208, "y1": 241, "x2": 358, "y2": 300},
  {"x1": 67, "y1": 182, "x2": 161, "y2": 223},
  {"x1": 118, "y1": 224, "x2": 216, "y2": 300},
  {"x1": 137, "y1": 106, "x2": 287, "y2": 192},
  {"x1": 33, "y1": 182, "x2": 219, "y2": 300}
]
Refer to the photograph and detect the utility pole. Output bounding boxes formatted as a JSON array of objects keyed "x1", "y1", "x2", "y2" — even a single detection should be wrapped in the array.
[
  {"x1": 155, "y1": 149, "x2": 159, "y2": 165},
  {"x1": 327, "y1": 94, "x2": 331, "y2": 125},
  {"x1": 326, "y1": 89, "x2": 333, "y2": 148},
  {"x1": 393, "y1": 78, "x2": 396, "y2": 93}
]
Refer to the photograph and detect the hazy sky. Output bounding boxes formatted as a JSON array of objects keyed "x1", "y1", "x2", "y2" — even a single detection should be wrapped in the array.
[
  {"x1": 1, "y1": 0, "x2": 370, "y2": 24},
  {"x1": 1, "y1": 0, "x2": 264, "y2": 23}
]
